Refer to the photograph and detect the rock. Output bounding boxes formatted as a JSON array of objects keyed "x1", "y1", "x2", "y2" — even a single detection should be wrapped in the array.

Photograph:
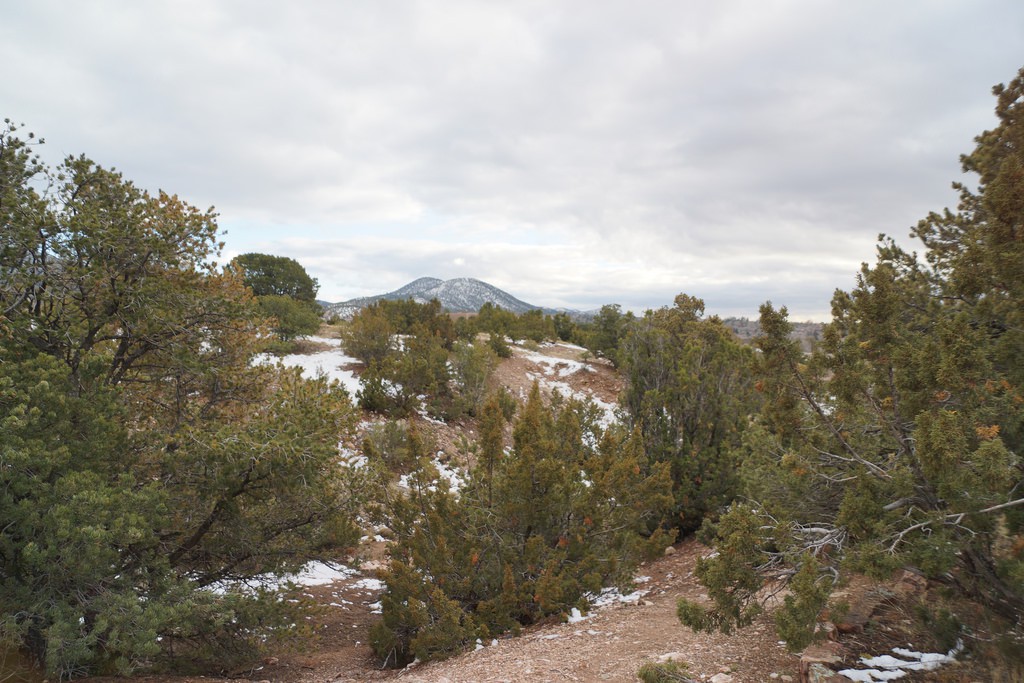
[
  {"x1": 894, "y1": 568, "x2": 927, "y2": 596},
  {"x1": 664, "y1": 545, "x2": 676, "y2": 556},
  {"x1": 805, "y1": 663, "x2": 854, "y2": 682},
  {"x1": 640, "y1": 599, "x2": 655, "y2": 606},
  {"x1": 800, "y1": 642, "x2": 844, "y2": 683},
  {"x1": 817, "y1": 620, "x2": 838, "y2": 641},
  {"x1": 710, "y1": 674, "x2": 734, "y2": 683},
  {"x1": 656, "y1": 651, "x2": 686, "y2": 664}
]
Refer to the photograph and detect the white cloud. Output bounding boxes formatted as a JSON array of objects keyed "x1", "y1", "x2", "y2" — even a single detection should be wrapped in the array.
[{"x1": 3, "y1": 0, "x2": 1022, "y2": 319}]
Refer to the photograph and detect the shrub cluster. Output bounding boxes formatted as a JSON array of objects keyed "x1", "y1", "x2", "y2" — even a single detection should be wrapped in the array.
[{"x1": 369, "y1": 386, "x2": 674, "y2": 665}]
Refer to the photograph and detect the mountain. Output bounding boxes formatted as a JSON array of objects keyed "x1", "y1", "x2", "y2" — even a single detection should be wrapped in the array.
[{"x1": 323, "y1": 277, "x2": 552, "y2": 319}]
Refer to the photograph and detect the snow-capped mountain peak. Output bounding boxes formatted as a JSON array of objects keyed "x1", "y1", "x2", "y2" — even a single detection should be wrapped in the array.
[{"x1": 323, "y1": 277, "x2": 549, "y2": 318}]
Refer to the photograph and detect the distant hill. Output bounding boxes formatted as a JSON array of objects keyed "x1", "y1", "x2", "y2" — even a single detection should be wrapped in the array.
[
  {"x1": 721, "y1": 316, "x2": 824, "y2": 351},
  {"x1": 323, "y1": 277, "x2": 556, "y2": 319}
]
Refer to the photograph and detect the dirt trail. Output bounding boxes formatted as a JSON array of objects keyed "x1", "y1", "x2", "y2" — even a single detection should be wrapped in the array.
[
  {"x1": 253, "y1": 343, "x2": 800, "y2": 682},
  {"x1": 263, "y1": 539, "x2": 798, "y2": 683},
  {"x1": 381, "y1": 539, "x2": 797, "y2": 683}
]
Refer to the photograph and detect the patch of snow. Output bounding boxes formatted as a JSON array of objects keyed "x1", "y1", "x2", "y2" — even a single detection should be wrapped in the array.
[
  {"x1": 256, "y1": 340, "x2": 363, "y2": 397},
  {"x1": 839, "y1": 641, "x2": 963, "y2": 680},
  {"x1": 588, "y1": 585, "x2": 650, "y2": 608},
  {"x1": 352, "y1": 577, "x2": 385, "y2": 591},
  {"x1": 567, "y1": 607, "x2": 589, "y2": 623},
  {"x1": 519, "y1": 349, "x2": 589, "y2": 378},
  {"x1": 838, "y1": 671, "x2": 902, "y2": 682},
  {"x1": 209, "y1": 560, "x2": 360, "y2": 594},
  {"x1": 284, "y1": 561, "x2": 360, "y2": 586},
  {"x1": 339, "y1": 447, "x2": 368, "y2": 469},
  {"x1": 415, "y1": 404, "x2": 447, "y2": 425},
  {"x1": 398, "y1": 456, "x2": 466, "y2": 493}
]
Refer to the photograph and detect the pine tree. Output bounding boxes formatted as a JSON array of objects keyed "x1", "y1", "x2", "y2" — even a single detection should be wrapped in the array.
[
  {"x1": 679, "y1": 67, "x2": 1024, "y2": 649},
  {"x1": 371, "y1": 384, "x2": 674, "y2": 665},
  {"x1": 0, "y1": 128, "x2": 364, "y2": 677},
  {"x1": 619, "y1": 294, "x2": 759, "y2": 533}
]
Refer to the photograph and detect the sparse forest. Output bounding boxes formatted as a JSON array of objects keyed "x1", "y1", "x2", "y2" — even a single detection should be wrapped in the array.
[{"x1": 2, "y1": 65, "x2": 1023, "y2": 682}]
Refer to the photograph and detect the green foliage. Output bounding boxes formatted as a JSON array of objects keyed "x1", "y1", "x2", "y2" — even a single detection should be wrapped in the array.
[
  {"x1": 342, "y1": 305, "x2": 395, "y2": 364},
  {"x1": 473, "y1": 302, "x2": 517, "y2": 339},
  {"x1": 346, "y1": 301, "x2": 463, "y2": 418},
  {"x1": 257, "y1": 294, "x2": 322, "y2": 341},
  {"x1": 619, "y1": 294, "x2": 759, "y2": 533},
  {"x1": 362, "y1": 420, "x2": 422, "y2": 474},
  {"x1": 514, "y1": 309, "x2": 556, "y2": 343},
  {"x1": 913, "y1": 603, "x2": 962, "y2": 654},
  {"x1": 0, "y1": 126, "x2": 364, "y2": 678},
  {"x1": 488, "y1": 333, "x2": 513, "y2": 358},
  {"x1": 0, "y1": 120, "x2": 47, "y2": 320},
  {"x1": 580, "y1": 304, "x2": 633, "y2": 365},
  {"x1": 552, "y1": 311, "x2": 576, "y2": 341},
  {"x1": 372, "y1": 385, "x2": 675, "y2": 665},
  {"x1": 449, "y1": 340, "x2": 499, "y2": 417},
  {"x1": 677, "y1": 505, "x2": 766, "y2": 634},
  {"x1": 637, "y1": 660, "x2": 696, "y2": 683},
  {"x1": 774, "y1": 556, "x2": 830, "y2": 651},
  {"x1": 375, "y1": 298, "x2": 456, "y2": 346},
  {"x1": 459, "y1": 303, "x2": 562, "y2": 346},
  {"x1": 232, "y1": 252, "x2": 319, "y2": 303},
  {"x1": 682, "y1": 67, "x2": 1024, "y2": 644}
]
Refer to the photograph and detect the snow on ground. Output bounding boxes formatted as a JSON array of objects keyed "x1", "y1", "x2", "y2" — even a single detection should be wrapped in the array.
[
  {"x1": 589, "y1": 585, "x2": 650, "y2": 608},
  {"x1": 517, "y1": 344, "x2": 618, "y2": 427},
  {"x1": 398, "y1": 452, "x2": 466, "y2": 492},
  {"x1": 339, "y1": 446, "x2": 368, "y2": 469},
  {"x1": 519, "y1": 348, "x2": 589, "y2": 378},
  {"x1": 282, "y1": 561, "x2": 361, "y2": 586},
  {"x1": 352, "y1": 577, "x2": 385, "y2": 591},
  {"x1": 838, "y1": 641, "x2": 963, "y2": 681},
  {"x1": 208, "y1": 560, "x2": 361, "y2": 594},
  {"x1": 526, "y1": 370, "x2": 619, "y2": 428},
  {"x1": 256, "y1": 336, "x2": 363, "y2": 397}
]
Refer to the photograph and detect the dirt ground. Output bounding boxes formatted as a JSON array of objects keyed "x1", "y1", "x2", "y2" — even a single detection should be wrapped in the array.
[{"x1": 231, "y1": 538, "x2": 800, "y2": 683}]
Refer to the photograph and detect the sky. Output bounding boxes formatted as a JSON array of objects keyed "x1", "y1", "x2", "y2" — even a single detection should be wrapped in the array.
[{"x1": 3, "y1": 1, "x2": 1022, "y2": 320}]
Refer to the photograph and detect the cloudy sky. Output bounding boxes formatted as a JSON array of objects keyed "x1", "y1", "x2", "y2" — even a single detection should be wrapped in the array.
[{"x1": 3, "y1": 1, "x2": 1022, "y2": 319}]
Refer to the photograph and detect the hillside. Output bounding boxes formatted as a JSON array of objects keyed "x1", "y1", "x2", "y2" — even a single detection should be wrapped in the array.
[{"x1": 233, "y1": 335, "x2": 974, "y2": 683}]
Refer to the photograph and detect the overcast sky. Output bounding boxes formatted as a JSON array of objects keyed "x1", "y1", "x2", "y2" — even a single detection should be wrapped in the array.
[{"x1": 3, "y1": 1, "x2": 1022, "y2": 319}]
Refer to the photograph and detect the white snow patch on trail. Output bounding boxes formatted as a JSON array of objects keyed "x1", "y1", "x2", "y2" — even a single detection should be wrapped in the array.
[
  {"x1": 519, "y1": 349, "x2": 589, "y2": 378},
  {"x1": 588, "y1": 585, "x2": 650, "y2": 608}
]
